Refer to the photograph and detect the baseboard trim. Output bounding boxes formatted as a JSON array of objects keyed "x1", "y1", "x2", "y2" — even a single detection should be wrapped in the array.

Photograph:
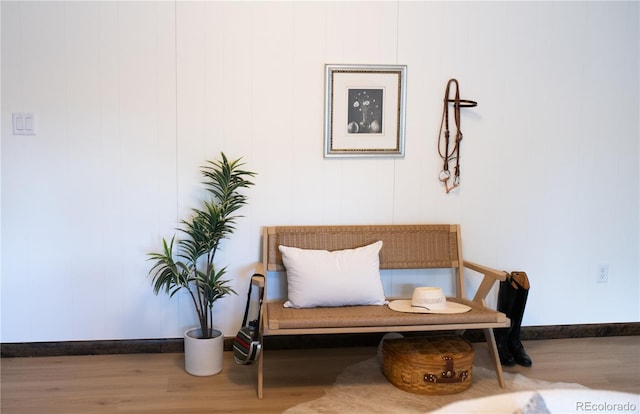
[{"x1": 2, "y1": 322, "x2": 638, "y2": 358}]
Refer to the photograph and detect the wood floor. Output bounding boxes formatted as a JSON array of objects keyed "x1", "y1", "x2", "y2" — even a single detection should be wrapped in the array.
[{"x1": 2, "y1": 336, "x2": 639, "y2": 413}]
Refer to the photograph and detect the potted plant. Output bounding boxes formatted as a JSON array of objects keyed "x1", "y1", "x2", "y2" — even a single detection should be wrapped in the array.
[{"x1": 147, "y1": 152, "x2": 256, "y2": 376}]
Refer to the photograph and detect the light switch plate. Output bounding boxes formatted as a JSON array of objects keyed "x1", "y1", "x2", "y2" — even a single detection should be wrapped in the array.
[{"x1": 12, "y1": 112, "x2": 36, "y2": 135}]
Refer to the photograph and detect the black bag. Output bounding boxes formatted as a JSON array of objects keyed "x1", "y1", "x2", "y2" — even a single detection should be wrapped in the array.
[{"x1": 233, "y1": 273, "x2": 264, "y2": 365}]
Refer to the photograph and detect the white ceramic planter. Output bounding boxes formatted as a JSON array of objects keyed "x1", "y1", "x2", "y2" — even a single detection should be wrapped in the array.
[{"x1": 184, "y1": 328, "x2": 224, "y2": 376}]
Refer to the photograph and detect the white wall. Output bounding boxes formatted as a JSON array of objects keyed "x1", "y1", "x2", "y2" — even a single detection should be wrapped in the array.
[{"x1": 1, "y1": 1, "x2": 638, "y2": 343}]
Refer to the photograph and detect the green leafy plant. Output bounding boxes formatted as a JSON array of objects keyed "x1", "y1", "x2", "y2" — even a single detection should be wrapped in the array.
[{"x1": 148, "y1": 153, "x2": 256, "y2": 339}]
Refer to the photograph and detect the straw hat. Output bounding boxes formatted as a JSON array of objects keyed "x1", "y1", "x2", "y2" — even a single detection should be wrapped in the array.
[{"x1": 388, "y1": 287, "x2": 471, "y2": 314}]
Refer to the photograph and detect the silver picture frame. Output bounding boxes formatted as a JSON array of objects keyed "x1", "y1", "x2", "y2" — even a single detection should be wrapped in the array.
[{"x1": 324, "y1": 64, "x2": 407, "y2": 158}]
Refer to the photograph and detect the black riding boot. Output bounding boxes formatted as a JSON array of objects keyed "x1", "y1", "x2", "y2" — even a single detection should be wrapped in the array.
[
  {"x1": 495, "y1": 275, "x2": 518, "y2": 366},
  {"x1": 507, "y1": 272, "x2": 532, "y2": 367}
]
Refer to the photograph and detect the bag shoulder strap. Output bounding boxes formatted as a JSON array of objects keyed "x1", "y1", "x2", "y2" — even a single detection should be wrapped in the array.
[{"x1": 241, "y1": 273, "x2": 265, "y2": 327}]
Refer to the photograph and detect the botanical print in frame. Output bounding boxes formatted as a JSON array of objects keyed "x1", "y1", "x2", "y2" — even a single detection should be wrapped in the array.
[{"x1": 324, "y1": 64, "x2": 407, "y2": 158}]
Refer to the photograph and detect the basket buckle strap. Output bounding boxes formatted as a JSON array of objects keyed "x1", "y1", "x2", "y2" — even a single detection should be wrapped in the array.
[{"x1": 423, "y1": 356, "x2": 470, "y2": 384}]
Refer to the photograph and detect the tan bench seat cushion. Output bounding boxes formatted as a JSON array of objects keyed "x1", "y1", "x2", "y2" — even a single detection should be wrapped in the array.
[{"x1": 266, "y1": 298, "x2": 507, "y2": 330}]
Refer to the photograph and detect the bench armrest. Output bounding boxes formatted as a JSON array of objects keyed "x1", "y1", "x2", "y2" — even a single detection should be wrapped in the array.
[
  {"x1": 464, "y1": 260, "x2": 509, "y2": 307},
  {"x1": 251, "y1": 263, "x2": 266, "y2": 287}
]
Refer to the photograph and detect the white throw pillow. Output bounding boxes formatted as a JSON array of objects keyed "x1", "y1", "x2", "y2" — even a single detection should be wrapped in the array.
[{"x1": 279, "y1": 241, "x2": 386, "y2": 308}]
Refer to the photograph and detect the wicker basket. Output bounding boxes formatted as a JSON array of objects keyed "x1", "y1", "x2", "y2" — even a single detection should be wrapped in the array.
[{"x1": 382, "y1": 335, "x2": 474, "y2": 395}]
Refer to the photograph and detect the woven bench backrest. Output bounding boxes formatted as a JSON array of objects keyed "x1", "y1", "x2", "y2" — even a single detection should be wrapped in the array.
[{"x1": 263, "y1": 224, "x2": 463, "y2": 272}]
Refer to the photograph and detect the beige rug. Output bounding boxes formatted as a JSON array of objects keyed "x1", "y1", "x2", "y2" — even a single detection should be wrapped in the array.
[{"x1": 284, "y1": 357, "x2": 587, "y2": 414}]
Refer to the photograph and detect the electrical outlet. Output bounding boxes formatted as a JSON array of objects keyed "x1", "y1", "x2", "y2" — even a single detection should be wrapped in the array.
[{"x1": 596, "y1": 264, "x2": 609, "y2": 283}]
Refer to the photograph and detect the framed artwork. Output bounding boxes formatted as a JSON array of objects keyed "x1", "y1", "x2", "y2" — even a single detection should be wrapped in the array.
[{"x1": 324, "y1": 64, "x2": 407, "y2": 158}]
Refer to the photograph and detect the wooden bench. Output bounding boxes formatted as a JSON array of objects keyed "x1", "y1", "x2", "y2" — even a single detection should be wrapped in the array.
[{"x1": 255, "y1": 224, "x2": 510, "y2": 399}]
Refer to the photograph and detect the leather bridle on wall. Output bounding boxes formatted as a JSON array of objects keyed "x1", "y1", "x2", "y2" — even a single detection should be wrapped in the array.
[{"x1": 437, "y1": 79, "x2": 477, "y2": 193}]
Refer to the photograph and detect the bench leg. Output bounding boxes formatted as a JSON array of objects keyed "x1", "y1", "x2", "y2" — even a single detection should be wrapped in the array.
[
  {"x1": 257, "y1": 345, "x2": 264, "y2": 399},
  {"x1": 484, "y1": 328, "x2": 507, "y2": 388}
]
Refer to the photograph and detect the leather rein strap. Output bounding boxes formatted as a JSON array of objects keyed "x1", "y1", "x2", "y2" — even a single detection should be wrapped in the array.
[{"x1": 438, "y1": 79, "x2": 477, "y2": 193}]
